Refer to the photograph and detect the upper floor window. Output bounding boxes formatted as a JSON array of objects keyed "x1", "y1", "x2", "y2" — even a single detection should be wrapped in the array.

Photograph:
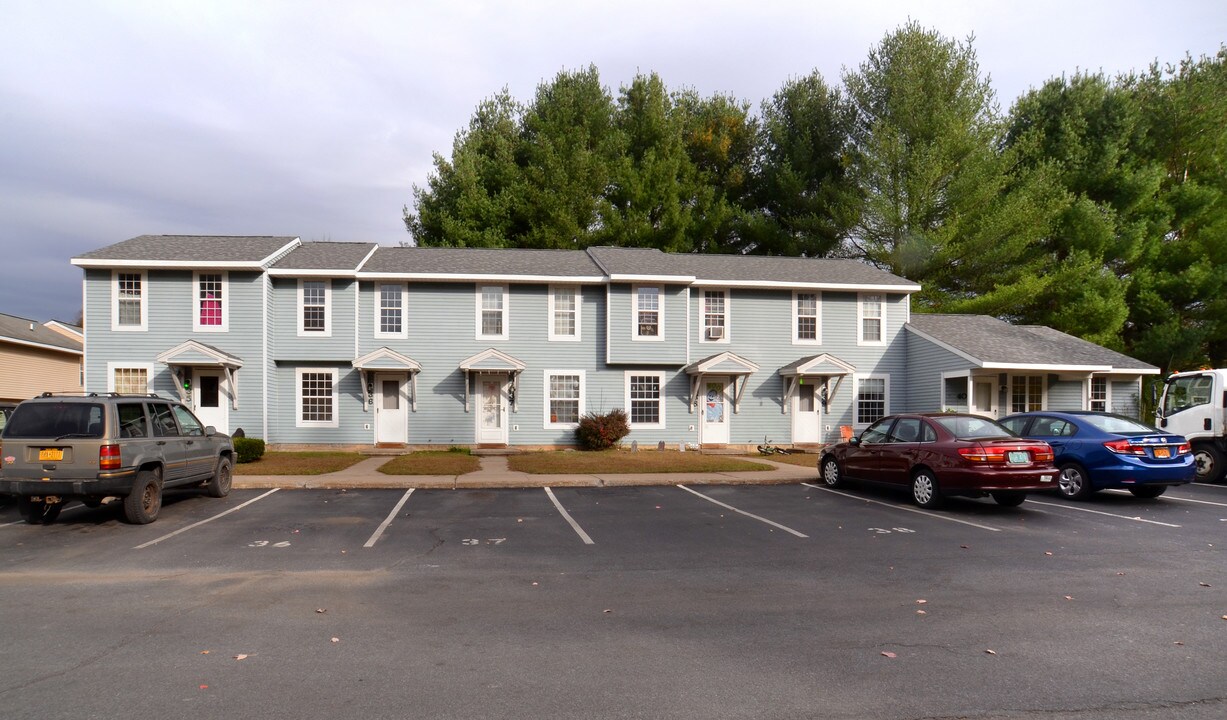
[
  {"x1": 477, "y1": 285, "x2": 508, "y2": 340},
  {"x1": 634, "y1": 286, "x2": 662, "y2": 340},
  {"x1": 549, "y1": 285, "x2": 580, "y2": 341},
  {"x1": 377, "y1": 283, "x2": 407, "y2": 338},
  {"x1": 194, "y1": 272, "x2": 227, "y2": 332},
  {"x1": 113, "y1": 271, "x2": 147, "y2": 331},
  {"x1": 1089, "y1": 377, "x2": 1109, "y2": 412},
  {"x1": 794, "y1": 291, "x2": 820, "y2": 344},
  {"x1": 702, "y1": 290, "x2": 728, "y2": 342},
  {"x1": 859, "y1": 293, "x2": 885, "y2": 345},
  {"x1": 299, "y1": 280, "x2": 331, "y2": 336},
  {"x1": 1011, "y1": 375, "x2": 1045, "y2": 413}
]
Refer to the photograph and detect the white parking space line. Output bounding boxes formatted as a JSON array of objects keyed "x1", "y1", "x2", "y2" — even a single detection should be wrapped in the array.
[
  {"x1": 133, "y1": 489, "x2": 280, "y2": 549},
  {"x1": 544, "y1": 487, "x2": 594, "y2": 545},
  {"x1": 364, "y1": 489, "x2": 415, "y2": 548},
  {"x1": 1187, "y1": 483, "x2": 1227, "y2": 492},
  {"x1": 1105, "y1": 489, "x2": 1227, "y2": 509},
  {"x1": 1026, "y1": 498, "x2": 1181, "y2": 527},
  {"x1": 677, "y1": 485, "x2": 808, "y2": 538},
  {"x1": 802, "y1": 483, "x2": 1003, "y2": 532}
]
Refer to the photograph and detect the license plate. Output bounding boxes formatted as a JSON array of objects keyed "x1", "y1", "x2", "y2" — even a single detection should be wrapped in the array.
[
  {"x1": 39, "y1": 448, "x2": 64, "y2": 461},
  {"x1": 1040, "y1": 474, "x2": 1053, "y2": 483},
  {"x1": 1007, "y1": 451, "x2": 1029, "y2": 464},
  {"x1": 1154, "y1": 447, "x2": 1171, "y2": 458}
]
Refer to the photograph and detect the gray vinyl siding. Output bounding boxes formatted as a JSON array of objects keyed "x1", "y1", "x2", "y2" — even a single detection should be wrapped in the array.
[
  {"x1": 903, "y1": 328, "x2": 975, "y2": 413},
  {"x1": 270, "y1": 277, "x2": 357, "y2": 361},
  {"x1": 82, "y1": 269, "x2": 267, "y2": 437},
  {"x1": 1112, "y1": 378, "x2": 1142, "y2": 419},
  {"x1": 606, "y1": 283, "x2": 688, "y2": 365},
  {"x1": 1047, "y1": 380, "x2": 1084, "y2": 411}
]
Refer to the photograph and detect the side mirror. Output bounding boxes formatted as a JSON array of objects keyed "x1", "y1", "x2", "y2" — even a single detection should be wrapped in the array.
[
  {"x1": 204, "y1": 425, "x2": 217, "y2": 436},
  {"x1": 848, "y1": 437, "x2": 861, "y2": 447}
]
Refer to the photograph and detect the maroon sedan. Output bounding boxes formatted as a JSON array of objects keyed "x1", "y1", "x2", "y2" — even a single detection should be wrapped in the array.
[{"x1": 819, "y1": 413, "x2": 1057, "y2": 508}]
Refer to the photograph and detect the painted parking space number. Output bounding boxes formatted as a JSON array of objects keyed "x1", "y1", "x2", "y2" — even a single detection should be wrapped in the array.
[
  {"x1": 461, "y1": 538, "x2": 506, "y2": 546},
  {"x1": 869, "y1": 527, "x2": 915, "y2": 534},
  {"x1": 248, "y1": 540, "x2": 292, "y2": 548}
]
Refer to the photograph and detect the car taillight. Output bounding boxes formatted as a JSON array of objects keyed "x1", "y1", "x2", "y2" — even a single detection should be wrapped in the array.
[
  {"x1": 1103, "y1": 439, "x2": 1147, "y2": 456},
  {"x1": 1177, "y1": 442, "x2": 1191, "y2": 455},
  {"x1": 99, "y1": 444, "x2": 121, "y2": 470},
  {"x1": 958, "y1": 446, "x2": 1005, "y2": 463},
  {"x1": 1032, "y1": 446, "x2": 1054, "y2": 462}
]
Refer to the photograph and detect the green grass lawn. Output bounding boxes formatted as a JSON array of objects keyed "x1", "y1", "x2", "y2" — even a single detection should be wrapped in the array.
[
  {"x1": 377, "y1": 451, "x2": 482, "y2": 475},
  {"x1": 233, "y1": 452, "x2": 367, "y2": 475},
  {"x1": 751, "y1": 452, "x2": 821, "y2": 468},
  {"x1": 508, "y1": 449, "x2": 773, "y2": 474}
]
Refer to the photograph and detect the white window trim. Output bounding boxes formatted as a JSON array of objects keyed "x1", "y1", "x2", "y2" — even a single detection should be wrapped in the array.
[
  {"x1": 295, "y1": 367, "x2": 340, "y2": 428},
  {"x1": 106, "y1": 362, "x2": 156, "y2": 393},
  {"x1": 111, "y1": 270, "x2": 148, "y2": 332},
  {"x1": 699, "y1": 288, "x2": 730, "y2": 345},
  {"x1": 374, "y1": 282, "x2": 409, "y2": 339},
  {"x1": 548, "y1": 285, "x2": 581, "y2": 342},
  {"x1": 475, "y1": 284, "x2": 509, "y2": 341},
  {"x1": 298, "y1": 279, "x2": 332, "y2": 337},
  {"x1": 192, "y1": 271, "x2": 229, "y2": 333},
  {"x1": 1008, "y1": 375, "x2": 1048, "y2": 413},
  {"x1": 857, "y1": 292, "x2": 886, "y2": 346},
  {"x1": 633, "y1": 285, "x2": 664, "y2": 342},
  {"x1": 624, "y1": 370, "x2": 667, "y2": 429},
  {"x1": 543, "y1": 369, "x2": 585, "y2": 429},
  {"x1": 853, "y1": 373, "x2": 891, "y2": 427},
  {"x1": 1086, "y1": 376, "x2": 1112, "y2": 413},
  {"x1": 792, "y1": 290, "x2": 822, "y2": 345}
]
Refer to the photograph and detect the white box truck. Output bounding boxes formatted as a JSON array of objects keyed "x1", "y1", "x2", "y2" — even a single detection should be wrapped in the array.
[{"x1": 1156, "y1": 368, "x2": 1227, "y2": 483}]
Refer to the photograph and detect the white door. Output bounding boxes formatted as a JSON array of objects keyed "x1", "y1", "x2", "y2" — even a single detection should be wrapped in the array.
[
  {"x1": 375, "y1": 374, "x2": 407, "y2": 444},
  {"x1": 477, "y1": 374, "x2": 508, "y2": 444},
  {"x1": 701, "y1": 377, "x2": 731, "y2": 445},
  {"x1": 971, "y1": 379, "x2": 996, "y2": 417},
  {"x1": 791, "y1": 381, "x2": 822, "y2": 443},
  {"x1": 193, "y1": 370, "x2": 229, "y2": 433}
]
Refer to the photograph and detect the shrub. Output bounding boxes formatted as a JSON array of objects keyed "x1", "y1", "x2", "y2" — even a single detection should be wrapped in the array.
[
  {"x1": 575, "y1": 409, "x2": 630, "y2": 450},
  {"x1": 234, "y1": 437, "x2": 267, "y2": 463}
]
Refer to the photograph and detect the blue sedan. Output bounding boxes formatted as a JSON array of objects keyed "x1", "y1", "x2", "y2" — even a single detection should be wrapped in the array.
[{"x1": 999, "y1": 411, "x2": 1194, "y2": 499}]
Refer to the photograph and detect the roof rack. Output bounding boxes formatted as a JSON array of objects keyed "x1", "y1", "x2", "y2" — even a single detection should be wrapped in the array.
[{"x1": 37, "y1": 392, "x2": 165, "y2": 399}]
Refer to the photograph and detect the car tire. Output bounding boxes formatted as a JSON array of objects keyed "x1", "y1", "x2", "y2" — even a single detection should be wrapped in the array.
[
  {"x1": 1129, "y1": 486, "x2": 1167, "y2": 499},
  {"x1": 991, "y1": 491, "x2": 1026, "y2": 507},
  {"x1": 206, "y1": 457, "x2": 233, "y2": 498},
  {"x1": 911, "y1": 470, "x2": 943, "y2": 509},
  {"x1": 821, "y1": 456, "x2": 843, "y2": 488},
  {"x1": 18, "y1": 496, "x2": 62, "y2": 524},
  {"x1": 1057, "y1": 463, "x2": 1094, "y2": 500},
  {"x1": 1193, "y1": 444, "x2": 1225, "y2": 484},
  {"x1": 123, "y1": 469, "x2": 163, "y2": 525}
]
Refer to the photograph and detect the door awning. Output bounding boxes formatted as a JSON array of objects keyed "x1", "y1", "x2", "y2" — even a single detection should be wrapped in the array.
[
  {"x1": 352, "y1": 347, "x2": 423, "y2": 412},
  {"x1": 458, "y1": 348, "x2": 527, "y2": 413},
  {"x1": 155, "y1": 340, "x2": 243, "y2": 409},
  {"x1": 777, "y1": 353, "x2": 855, "y2": 415},
  {"x1": 683, "y1": 352, "x2": 760, "y2": 414}
]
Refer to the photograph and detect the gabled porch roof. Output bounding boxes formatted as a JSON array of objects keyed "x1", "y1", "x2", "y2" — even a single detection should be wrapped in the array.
[
  {"x1": 458, "y1": 348, "x2": 527, "y2": 413},
  {"x1": 683, "y1": 352, "x2": 759, "y2": 415},
  {"x1": 352, "y1": 347, "x2": 423, "y2": 372},
  {"x1": 155, "y1": 340, "x2": 243, "y2": 409},
  {"x1": 777, "y1": 353, "x2": 855, "y2": 416}
]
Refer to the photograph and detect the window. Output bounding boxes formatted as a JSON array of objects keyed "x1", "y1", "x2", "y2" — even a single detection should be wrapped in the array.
[
  {"x1": 377, "y1": 283, "x2": 407, "y2": 338},
  {"x1": 1011, "y1": 375, "x2": 1044, "y2": 412},
  {"x1": 549, "y1": 286, "x2": 579, "y2": 341},
  {"x1": 1089, "y1": 377, "x2": 1109, "y2": 412},
  {"x1": 299, "y1": 280, "x2": 331, "y2": 336},
  {"x1": 477, "y1": 285, "x2": 508, "y2": 339},
  {"x1": 172, "y1": 405, "x2": 204, "y2": 437},
  {"x1": 702, "y1": 290, "x2": 728, "y2": 342},
  {"x1": 634, "y1": 286, "x2": 662, "y2": 339},
  {"x1": 297, "y1": 369, "x2": 339, "y2": 428},
  {"x1": 859, "y1": 293, "x2": 884, "y2": 345},
  {"x1": 108, "y1": 363, "x2": 154, "y2": 394},
  {"x1": 117, "y1": 403, "x2": 148, "y2": 438},
  {"x1": 544, "y1": 370, "x2": 584, "y2": 427},
  {"x1": 113, "y1": 271, "x2": 146, "y2": 331},
  {"x1": 861, "y1": 418, "x2": 892, "y2": 443},
  {"x1": 626, "y1": 372, "x2": 665, "y2": 427},
  {"x1": 148, "y1": 403, "x2": 179, "y2": 437},
  {"x1": 1031, "y1": 416, "x2": 1077, "y2": 437},
  {"x1": 1163, "y1": 373, "x2": 1214, "y2": 416},
  {"x1": 855, "y1": 375, "x2": 889, "y2": 425},
  {"x1": 194, "y1": 272, "x2": 227, "y2": 332},
  {"x1": 888, "y1": 417, "x2": 924, "y2": 443},
  {"x1": 794, "y1": 292, "x2": 820, "y2": 343}
]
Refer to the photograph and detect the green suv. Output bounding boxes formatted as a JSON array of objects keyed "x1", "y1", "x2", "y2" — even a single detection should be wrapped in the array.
[{"x1": 0, "y1": 393, "x2": 234, "y2": 524}]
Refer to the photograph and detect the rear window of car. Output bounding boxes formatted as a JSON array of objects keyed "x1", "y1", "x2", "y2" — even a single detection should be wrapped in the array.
[
  {"x1": 3, "y1": 402, "x2": 106, "y2": 439},
  {"x1": 931, "y1": 415, "x2": 1016, "y2": 440},
  {"x1": 1079, "y1": 414, "x2": 1158, "y2": 435}
]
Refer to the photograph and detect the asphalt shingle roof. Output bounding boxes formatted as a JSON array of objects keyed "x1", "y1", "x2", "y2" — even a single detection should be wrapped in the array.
[
  {"x1": 360, "y1": 247, "x2": 603, "y2": 277},
  {"x1": 586, "y1": 246, "x2": 918, "y2": 287},
  {"x1": 272, "y1": 242, "x2": 378, "y2": 271},
  {"x1": 0, "y1": 313, "x2": 82, "y2": 353},
  {"x1": 907, "y1": 314, "x2": 1156, "y2": 371},
  {"x1": 74, "y1": 235, "x2": 299, "y2": 263}
]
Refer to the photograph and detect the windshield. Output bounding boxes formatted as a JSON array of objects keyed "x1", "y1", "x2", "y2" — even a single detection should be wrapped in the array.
[
  {"x1": 930, "y1": 415, "x2": 1016, "y2": 440},
  {"x1": 1163, "y1": 374, "x2": 1213, "y2": 416},
  {"x1": 1080, "y1": 413, "x2": 1158, "y2": 435},
  {"x1": 2, "y1": 402, "x2": 105, "y2": 439}
]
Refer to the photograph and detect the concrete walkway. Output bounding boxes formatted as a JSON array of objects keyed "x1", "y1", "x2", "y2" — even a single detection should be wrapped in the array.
[{"x1": 233, "y1": 454, "x2": 822, "y2": 490}]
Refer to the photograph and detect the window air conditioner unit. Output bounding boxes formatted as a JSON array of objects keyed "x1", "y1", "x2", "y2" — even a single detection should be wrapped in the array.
[{"x1": 707, "y1": 326, "x2": 725, "y2": 340}]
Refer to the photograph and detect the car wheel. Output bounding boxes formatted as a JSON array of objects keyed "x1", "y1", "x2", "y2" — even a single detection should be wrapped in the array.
[
  {"x1": 123, "y1": 469, "x2": 163, "y2": 524},
  {"x1": 821, "y1": 456, "x2": 843, "y2": 488},
  {"x1": 991, "y1": 491, "x2": 1026, "y2": 507},
  {"x1": 206, "y1": 457, "x2": 233, "y2": 498},
  {"x1": 911, "y1": 470, "x2": 943, "y2": 509},
  {"x1": 18, "y1": 497, "x2": 62, "y2": 524},
  {"x1": 1057, "y1": 463, "x2": 1094, "y2": 500},
  {"x1": 1129, "y1": 486, "x2": 1167, "y2": 499},
  {"x1": 1193, "y1": 444, "x2": 1225, "y2": 483}
]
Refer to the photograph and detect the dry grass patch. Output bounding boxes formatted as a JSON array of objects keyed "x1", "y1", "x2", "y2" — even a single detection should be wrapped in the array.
[
  {"x1": 378, "y1": 451, "x2": 482, "y2": 475},
  {"x1": 233, "y1": 452, "x2": 367, "y2": 476},
  {"x1": 508, "y1": 449, "x2": 772, "y2": 474},
  {"x1": 752, "y1": 452, "x2": 822, "y2": 468}
]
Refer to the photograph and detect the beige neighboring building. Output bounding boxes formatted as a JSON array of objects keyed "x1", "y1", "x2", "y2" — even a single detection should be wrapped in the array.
[{"x1": 0, "y1": 312, "x2": 83, "y2": 403}]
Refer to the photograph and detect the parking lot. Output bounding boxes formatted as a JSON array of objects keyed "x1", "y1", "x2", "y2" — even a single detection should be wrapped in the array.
[{"x1": 3, "y1": 480, "x2": 1227, "y2": 719}]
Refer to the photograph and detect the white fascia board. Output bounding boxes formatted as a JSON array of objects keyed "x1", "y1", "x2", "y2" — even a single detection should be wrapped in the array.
[
  {"x1": 607, "y1": 274, "x2": 697, "y2": 283},
  {"x1": 903, "y1": 324, "x2": 984, "y2": 366},
  {"x1": 0, "y1": 337, "x2": 82, "y2": 355},
  {"x1": 980, "y1": 362, "x2": 1113, "y2": 372},
  {"x1": 355, "y1": 272, "x2": 607, "y2": 284},
  {"x1": 353, "y1": 244, "x2": 380, "y2": 272},
  {"x1": 71, "y1": 259, "x2": 265, "y2": 270},
  {"x1": 44, "y1": 321, "x2": 84, "y2": 339},
  {"x1": 255, "y1": 238, "x2": 304, "y2": 267},
  {"x1": 266, "y1": 268, "x2": 358, "y2": 277},
  {"x1": 690, "y1": 278, "x2": 922, "y2": 293}
]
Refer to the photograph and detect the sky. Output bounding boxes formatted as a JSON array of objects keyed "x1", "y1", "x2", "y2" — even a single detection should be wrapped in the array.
[{"x1": 1, "y1": 0, "x2": 1223, "y2": 324}]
